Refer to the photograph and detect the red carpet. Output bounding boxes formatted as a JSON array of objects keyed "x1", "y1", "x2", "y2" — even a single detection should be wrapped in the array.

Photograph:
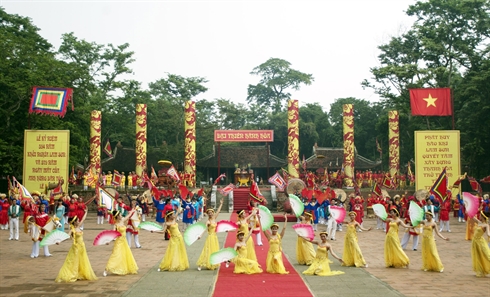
[{"x1": 213, "y1": 213, "x2": 312, "y2": 297}]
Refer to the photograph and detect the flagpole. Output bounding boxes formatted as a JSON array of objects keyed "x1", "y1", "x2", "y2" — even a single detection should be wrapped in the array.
[{"x1": 451, "y1": 88, "x2": 455, "y2": 130}]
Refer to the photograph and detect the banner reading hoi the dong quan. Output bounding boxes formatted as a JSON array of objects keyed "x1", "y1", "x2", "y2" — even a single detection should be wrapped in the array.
[
  {"x1": 414, "y1": 130, "x2": 460, "y2": 191},
  {"x1": 23, "y1": 130, "x2": 70, "y2": 194}
]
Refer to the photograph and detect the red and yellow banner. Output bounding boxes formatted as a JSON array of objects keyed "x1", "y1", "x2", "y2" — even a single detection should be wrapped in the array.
[
  {"x1": 414, "y1": 130, "x2": 460, "y2": 190},
  {"x1": 135, "y1": 104, "x2": 147, "y2": 178},
  {"x1": 214, "y1": 130, "x2": 274, "y2": 142},
  {"x1": 388, "y1": 110, "x2": 400, "y2": 177},
  {"x1": 90, "y1": 110, "x2": 101, "y2": 174},
  {"x1": 343, "y1": 104, "x2": 354, "y2": 186},
  {"x1": 23, "y1": 130, "x2": 69, "y2": 193},
  {"x1": 287, "y1": 100, "x2": 300, "y2": 178},
  {"x1": 184, "y1": 101, "x2": 196, "y2": 187}
]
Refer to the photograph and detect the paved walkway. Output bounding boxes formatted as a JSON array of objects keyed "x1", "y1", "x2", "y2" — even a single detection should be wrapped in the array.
[{"x1": 0, "y1": 213, "x2": 488, "y2": 297}]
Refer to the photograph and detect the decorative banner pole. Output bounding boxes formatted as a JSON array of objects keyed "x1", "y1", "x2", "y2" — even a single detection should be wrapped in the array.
[
  {"x1": 135, "y1": 104, "x2": 147, "y2": 180},
  {"x1": 388, "y1": 110, "x2": 400, "y2": 179},
  {"x1": 90, "y1": 110, "x2": 102, "y2": 175},
  {"x1": 184, "y1": 101, "x2": 196, "y2": 187},
  {"x1": 343, "y1": 104, "x2": 354, "y2": 187},
  {"x1": 287, "y1": 100, "x2": 300, "y2": 178}
]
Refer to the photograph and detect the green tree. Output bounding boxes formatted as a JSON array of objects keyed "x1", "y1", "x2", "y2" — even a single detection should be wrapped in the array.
[
  {"x1": 363, "y1": 0, "x2": 490, "y2": 177},
  {"x1": 247, "y1": 58, "x2": 314, "y2": 113},
  {"x1": 0, "y1": 8, "x2": 72, "y2": 177}
]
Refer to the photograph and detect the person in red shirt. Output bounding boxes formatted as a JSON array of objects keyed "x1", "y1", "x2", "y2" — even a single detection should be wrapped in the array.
[
  {"x1": 438, "y1": 190, "x2": 452, "y2": 233},
  {"x1": 34, "y1": 203, "x2": 52, "y2": 257},
  {"x1": 76, "y1": 196, "x2": 87, "y2": 230},
  {"x1": 131, "y1": 171, "x2": 138, "y2": 190},
  {"x1": 352, "y1": 197, "x2": 364, "y2": 231},
  {"x1": 66, "y1": 195, "x2": 78, "y2": 222}
]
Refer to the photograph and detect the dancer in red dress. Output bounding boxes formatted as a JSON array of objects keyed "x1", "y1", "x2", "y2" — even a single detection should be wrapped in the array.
[{"x1": 0, "y1": 194, "x2": 10, "y2": 230}]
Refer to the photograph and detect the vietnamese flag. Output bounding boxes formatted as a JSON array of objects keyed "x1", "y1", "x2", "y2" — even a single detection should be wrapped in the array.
[{"x1": 409, "y1": 88, "x2": 452, "y2": 116}]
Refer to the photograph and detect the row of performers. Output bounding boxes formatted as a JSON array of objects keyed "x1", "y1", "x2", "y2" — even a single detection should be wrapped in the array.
[
  {"x1": 31, "y1": 198, "x2": 490, "y2": 283},
  {"x1": 300, "y1": 170, "x2": 413, "y2": 189}
]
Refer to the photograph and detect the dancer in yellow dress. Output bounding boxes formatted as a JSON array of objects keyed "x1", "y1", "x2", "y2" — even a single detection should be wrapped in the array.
[
  {"x1": 236, "y1": 209, "x2": 257, "y2": 261},
  {"x1": 55, "y1": 209, "x2": 97, "y2": 282},
  {"x1": 302, "y1": 232, "x2": 344, "y2": 276},
  {"x1": 420, "y1": 211, "x2": 449, "y2": 272},
  {"x1": 380, "y1": 208, "x2": 410, "y2": 268},
  {"x1": 196, "y1": 198, "x2": 223, "y2": 271},
  {"x1": 103, "y1": 210, "x2": 138, "y2": 276},
  {"x1": 342, "y1": 211, "x2": 372, "y2": 268},
  {"x1": 232, "y1": 231, "x2": 263, "y2": 274},
  {"x1": 471, "y1": 211, "x2": 490, "y2": 277},
  {"x1": 296, "y1": 212, "x2": 316, "y2": 265},
  {"x1": 152, "y1": 211, "x2": 189, "y2": 271},
  {"x1": 264, "y1": 214, "x2": 289, "y2": 274}
]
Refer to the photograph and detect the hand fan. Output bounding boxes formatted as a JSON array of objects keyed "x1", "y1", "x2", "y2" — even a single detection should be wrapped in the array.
[
  {"x1": 93, "y1": 230, "x2": 122, "y2": 246},
  {"x1": 292, "y1": 223, "x2": 315, "y2": 241},
  {"x1": 258, "y1": 205, "x2": 274, "y2": 231},
  {"x1": 40, "y1": 230, "x2": 70, "y2": 247},
  {"x1": 372, "y1": 203, "x2": 387, "y2": 220},
  {"x1": 209, "y1": 247, "x2": 238, "y2": 265},
  {"x1": 183, "y1": 222, "x2": 206, "y2": 246},
  {"x1": 139, "y1": 221, "x2": 164, "y2": 232},
  {"x1": 216, "y1": 220, "x2": 238, "y2": 233},
  {"x1": 288, "y1": 194, "x2": 304, "y2": 217},
  {"x1": 462, "y1": 192, "x2": 479, "y2": 218},
  {"x1": 330, "y1": 206, "x2": 346, "y2": 223},
  {"x1": 409, "y1": 201, "x2": 424, "y2": 227}
]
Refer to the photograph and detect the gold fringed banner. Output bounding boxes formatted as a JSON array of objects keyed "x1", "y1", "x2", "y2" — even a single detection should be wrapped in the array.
[
  {"x1": 388, "y1": 110, "x2": 400, "y2": 179},
  {"x1": 135, "y1": 104, "x2": 147, "y2": 180},
  {"x1": 90, "y1": 110, "x2": 101, "y2": 175},
  {"x1": 287, "y1": 100, "x2": 300, "y2": 178},
  {"x1": 343, "y1": 104, "x2": 354, "y2": 187},
  {"x1": 184, "y1": 101, "x2": 196, "y2": 187}
]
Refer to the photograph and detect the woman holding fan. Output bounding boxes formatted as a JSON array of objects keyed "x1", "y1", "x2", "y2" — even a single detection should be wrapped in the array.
[
  {"x1": 296, "y1": 212, "x2": 316, "y2": 265},
  {"x1": 152, "y1": 211, "x2": 189, "y2": 271},
  {"x1": 232, "y1": 230, "x2": 263, "y2": 274},
  {"x1": 302, "y1": 232, "x2": 344, "y2": 276},
  {"x1": 380, "y1": 208, "x2": 411, "y2": 268},
  {"x1": 264, "y1": 214, "x2": 289, "y2": 274},
  {"x1": 196, "y1": 198, "x2": 224, "y2": 271},
  {"x1": 342, "y1": 211, "x2": 371, "y2": 268},
  {"x1": 55, "y1": 208, "x2": 97, "y2": 282},
  {"x1": 236, "y1": 209, "x2": 258, "y2": 261},
  {"x1": 419, "y1": 211, "x2": 449, "y2": 272},
  {"x1": 103, "y1": 209, "x2": 138, "y2": 276},
  {"x1": 471, "y1": 211, "x2": 490, "y2": 277}
]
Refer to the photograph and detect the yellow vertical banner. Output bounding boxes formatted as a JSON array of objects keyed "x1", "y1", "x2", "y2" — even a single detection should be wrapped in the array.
[
  {"x1": 184, "y1": 101, "x2": 196, "y2": 187},
  {"x1": 342, "y1": 104, "x2": 354, "y2": 186},
  {"x1": 388, "y1": 110, "x2": 400, "y2": 177},
  {"x1": 90, "y1": 110, "x2": 101, "y2": 174},
  {"x1": 414, "y1": 131, "x2": 460, "y2": 190},
  {"x1": 23, "y1": 130, "x2": 69, "y2": 193},
  {"x1": 135, "y1": 104, "x2": 147, "y2": 178},
  {"x1": 287, "y1": 100, "x2": 300, "y2": 178}
]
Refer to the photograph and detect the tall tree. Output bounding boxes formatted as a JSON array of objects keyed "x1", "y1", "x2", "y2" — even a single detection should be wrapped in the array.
[
  {"x1": 0, "y1": 8, "x2": 71, "y2": 176},
  {"x1": 363, "y1": 0, "x2": 490, "y2": 177},
  {"x1": 247, "y1": 58, "x2": 314, "y2": 113}
]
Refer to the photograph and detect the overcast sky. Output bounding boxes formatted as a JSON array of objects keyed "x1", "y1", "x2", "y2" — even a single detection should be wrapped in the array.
[{"x1": 2, "y1": 0, "x2": 417, "y2": 111}]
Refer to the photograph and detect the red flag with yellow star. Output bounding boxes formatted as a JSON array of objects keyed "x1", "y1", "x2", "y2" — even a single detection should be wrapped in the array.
[{"x1": 409, "y1": 88, "x2": 452, "y2": 116}]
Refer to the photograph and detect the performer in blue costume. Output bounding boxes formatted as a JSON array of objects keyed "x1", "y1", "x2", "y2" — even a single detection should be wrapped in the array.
[
  {"x1": 152, "y1": 196, "x2": 166, "y2": 226},
  {"x1": 305, "y1": 197, "x2": 321, "y2": 231},
  {"x1": 181, "y1": 196, "x2": 195, "y2": 231}
]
